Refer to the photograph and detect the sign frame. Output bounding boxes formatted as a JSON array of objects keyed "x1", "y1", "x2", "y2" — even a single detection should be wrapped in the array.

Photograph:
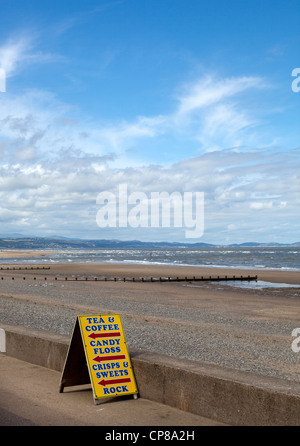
[{"x1": 59, "y1": 314, "x2": 138, "y2": 404}]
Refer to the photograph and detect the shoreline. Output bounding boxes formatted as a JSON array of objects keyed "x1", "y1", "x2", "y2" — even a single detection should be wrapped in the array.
[
  {"x1": 0, "y1": 260, "x2": 299, "y2": 284},
  {"x1": 0, "y1": 249, "x2": 299, "y2": 277}
]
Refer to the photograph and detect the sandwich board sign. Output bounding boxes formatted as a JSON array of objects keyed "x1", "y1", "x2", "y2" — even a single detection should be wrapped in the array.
[{"x1": 59, "y1": 314, "x2": 138, "y2": 404}]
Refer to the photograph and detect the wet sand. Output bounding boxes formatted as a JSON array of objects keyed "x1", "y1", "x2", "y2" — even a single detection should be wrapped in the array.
[{"x1": 0, "y1": 251, "x2": 58, "y2": 258}]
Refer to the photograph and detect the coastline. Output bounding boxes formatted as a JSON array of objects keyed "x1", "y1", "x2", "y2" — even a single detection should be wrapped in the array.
[
  {"x1": 0, "y1": 257, "x2": 299, "y2": 284},
  {"x1": 0, "y1": 257, "x2": 299, "y2": 383},
  {"x1": 0, "y1": 247, "x2": 299, "y2": 277}
]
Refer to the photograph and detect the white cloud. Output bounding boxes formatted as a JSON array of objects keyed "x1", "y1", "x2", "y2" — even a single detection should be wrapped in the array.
[
  {"x1": 250, "y1": 201, "x2": 274, "y2": 210},
  {"x1": 82, "y1": 74, "x2": 267, "y2": 157},
  {"x1": 0, "y1": 36, "x2": 30, "y2": 75},
  {"x1": 0, "y1": 64, "x2": 271, "y2": 166},
  {"x1": 0, "y1": 33, "x2": 61, "y2": 79},
  {"x1": 0, "y1": 145, "x2": 298, "y2": 242},
  {"x1": 0, "y1": 50, "x2": 298, "y2": 242},
  {"x1": 176, "y1": 75, "x2": 263, "y2": 116}
]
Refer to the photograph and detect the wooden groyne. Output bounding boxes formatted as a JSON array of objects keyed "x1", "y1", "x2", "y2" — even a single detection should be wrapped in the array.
[
  {"x1": 54, "y1": 274, "x2": 258, "y2": 282},
  {"x1": 0, "y1": 266, "x2": 51, "y2": 270},
  {"x1": 0, "y1": 268, "x2": 258, "y2": 283}
]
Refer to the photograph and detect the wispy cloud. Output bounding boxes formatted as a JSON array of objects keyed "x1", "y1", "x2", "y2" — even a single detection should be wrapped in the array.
[
  {"x1": 52, "y1": 1, "x2": 125, "y2": 37},
  {"x1": 0, "y1": 68, "x2": 278, "y2": 170},
  {"x1": 86, "y1": 74, "x2": 268, "y2": 157},
  {"x1": 175, "y1": 75, "x2": 264, "y2": 115},
  {"x1": 169, "y1": 75, "x2": 267, "y2": 151},
  {"x1": 0, "y1": 33, "x2": 63, "y2": 79},
  {"x1": 0, "y1": 35, "x2": 32, "y2": 75},
  {"x1": 0, "y1": 33, "x2": 270, "y2": 160}
]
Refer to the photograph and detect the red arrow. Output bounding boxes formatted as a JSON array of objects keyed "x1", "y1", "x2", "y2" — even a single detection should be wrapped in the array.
[
  {"x1": 98, "y1": 377, "x2": 131, "y2": 387},
  {"x1": 88, "y1": 331, "x2": 120, "y2": 339},
  {"x1": 93, "y1": 354, "x2": 125, "y2": 363}
]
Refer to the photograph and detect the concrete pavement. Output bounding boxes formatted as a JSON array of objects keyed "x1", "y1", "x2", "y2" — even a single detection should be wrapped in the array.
[
  {"x1": 0, "y1": 354, "x2": 225, "y2": 426},
  {"x1": 1, "y1": 323, "x2": 300, "y2": 426}
]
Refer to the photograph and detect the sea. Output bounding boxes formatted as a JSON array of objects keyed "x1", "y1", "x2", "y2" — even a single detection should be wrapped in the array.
[{"x1": 1, "y1": 246, "x2": 299, "y2": 272}]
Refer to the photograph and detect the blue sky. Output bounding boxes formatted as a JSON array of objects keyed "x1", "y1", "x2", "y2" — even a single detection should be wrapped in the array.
[{"x1": 0, "y1": 0, "x2": 299, "y2": 243}]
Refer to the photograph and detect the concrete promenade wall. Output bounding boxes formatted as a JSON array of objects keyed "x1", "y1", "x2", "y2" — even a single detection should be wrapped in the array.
[{"x1": 1, "y1": 323, "x2": 300, "y2": 426}]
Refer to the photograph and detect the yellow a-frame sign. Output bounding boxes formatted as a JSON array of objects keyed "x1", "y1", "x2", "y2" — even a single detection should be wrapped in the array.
[{"x1": 59, "y1": 314, "x2": 138, "y2": 404}]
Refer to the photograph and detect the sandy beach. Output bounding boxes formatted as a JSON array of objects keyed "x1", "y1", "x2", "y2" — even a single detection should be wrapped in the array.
[
  {"x1": 0, "y1": 259, "x2": 299, "y2": 384},
  {"x1": 0, "y1": 251, "x2": 58, "y2": 258}
]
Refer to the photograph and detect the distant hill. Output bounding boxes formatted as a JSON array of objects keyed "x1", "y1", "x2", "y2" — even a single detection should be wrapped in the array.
[
  {"x1": 228, "y1": 242, "x2": 300, "y2": 247},
  {"x1": 0, "y1": 237, "x2": 212, "y2": 250},
  {"x1": 0, "y1": 236, "x2": 299, "y2": 250}
]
